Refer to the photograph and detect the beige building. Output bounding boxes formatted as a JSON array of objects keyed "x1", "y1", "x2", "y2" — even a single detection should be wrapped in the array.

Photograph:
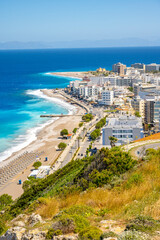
[{"x1": 112, "y1": 62, "x2": 126, "y2": 76}]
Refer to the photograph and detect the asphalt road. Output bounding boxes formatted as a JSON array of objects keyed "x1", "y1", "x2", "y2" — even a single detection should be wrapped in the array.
[{"x1": 134, "y1": 142, "x2": 160, "y2": 158}]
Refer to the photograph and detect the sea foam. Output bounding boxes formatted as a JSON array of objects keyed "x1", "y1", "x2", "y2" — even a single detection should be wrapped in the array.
[{"x1": 0, "y1": 89, "x2": 76, "y2": 162}]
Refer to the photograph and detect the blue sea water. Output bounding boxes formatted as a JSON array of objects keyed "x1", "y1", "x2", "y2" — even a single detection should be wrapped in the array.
[{"x1": 0, "y1": 47, "x2": 160, "y2": 161}]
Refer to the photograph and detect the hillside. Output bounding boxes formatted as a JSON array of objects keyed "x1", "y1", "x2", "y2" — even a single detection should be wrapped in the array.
[{"x1": 1, "y1": 147, "x2": 160, "y2": 239}]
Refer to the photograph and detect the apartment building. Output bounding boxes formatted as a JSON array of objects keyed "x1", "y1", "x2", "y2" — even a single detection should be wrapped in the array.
[
  {"x1": 145, "y1": 63, "x2": 160, "y2": 72},
  {"x1": 102, "y1": 116, "x2": 144, "y2": 146},
  {"x1": 112, "y1": 62, "x2": 126, "y2": 76},
  {"x1": 101, "y1": 90, "x2": 114, "y2": 105}
]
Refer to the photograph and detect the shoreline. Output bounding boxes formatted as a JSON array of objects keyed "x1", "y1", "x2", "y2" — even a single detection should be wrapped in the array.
[
  {"x1": 46, "y1": 71, "x2": 92, "y2": 79},
  {"x1": 0, "y1": 89, "x2": 85, "y2": 199}
]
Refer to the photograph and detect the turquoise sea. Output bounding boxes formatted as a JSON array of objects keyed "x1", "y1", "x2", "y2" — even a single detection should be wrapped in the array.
[{"x1": 0, "y1": 47, "x2": 160, "y2": 161}]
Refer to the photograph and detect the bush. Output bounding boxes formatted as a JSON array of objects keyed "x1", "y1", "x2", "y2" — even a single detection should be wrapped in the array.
[
  {"x1": 79, "y1": 122, "x2": 83, "y2": 127},
  {"x1": 58, "y1": 142, "x2": 67, "y2": 150},
  {"x1": 90, "y1": 129, "x2": 100, "y2": 140},
  {"x1": 33, "y1": 161, "x2": 42, "y2": 169},
  {"x1": 73, "y1": 128, "x2": 78, "y2": 134},
  {"x1": 0, "y1": 194, "x2": 13, "y2": 210},
  {"x1": 118, "y1": 230, "x2": 150, "y2": 240},
  {"x1": 95, "y1": 117, "x2": 106, "y2": 129},
  {"x1": 82, "y1": 114, "x2": 93, "y2": 122},
  {"x1": 125, "y1": 216, "x2": 160, "y2": 233},
  {"x1": 100, "y1": 231, "x2": 118, "y2": 239},
  {"x1": 0, "y1": 219, "x2": 6, "y2": 235},
  {"x1": 46, "y1": 228, "x2": 62, "y2": 239},
  {"x1": 79, "y1": 226, "x2": 102, "y2": 240},
  {"x1": 60, "y1": 129, "x2": 68, "y2": 136}
]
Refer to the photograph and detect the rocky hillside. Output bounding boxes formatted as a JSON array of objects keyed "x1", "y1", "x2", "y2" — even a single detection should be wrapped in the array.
[{"x1": 1, "y1": 147, "x2": 160, "y2": 239}]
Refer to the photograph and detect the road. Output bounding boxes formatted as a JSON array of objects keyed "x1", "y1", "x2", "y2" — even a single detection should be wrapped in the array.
[{"x1": 133, "y1": 142, "x2": 160, "y2": 158}]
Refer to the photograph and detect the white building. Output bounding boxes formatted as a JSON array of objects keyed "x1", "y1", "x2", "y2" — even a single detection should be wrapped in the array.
[
  {"x1": 101, "y1": 90, "x2": 114, "y2": 105},
  {"x1": 102, "y1": 116, "x2": 144, "y2": 146}
]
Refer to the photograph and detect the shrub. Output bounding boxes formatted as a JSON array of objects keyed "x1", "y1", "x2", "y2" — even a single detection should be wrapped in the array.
[
  {"x1": 118, "y1": 230, "x2": 150, "y2": 240},
  {"x1": 73, "y1": 128, "x2": 78, "y2": 134},
  {"x1": 100, "y1": 231, "x2": 118, "y2": 239},
  {"x1": 95, "y1": 117, "x2": 106, "y2": 129},
  {"x1": 90, "y1": 129, "x2": 100, "y2": 140},
  {"x1": 33, "y1": 161, "x2": 42, "y2": 169},
  {"x1": 46, "y1": 228, "x2": 62, "y2": 239},
  {"x1": 0, "y1": 194, "x2": 13, "y2": 210},
  {"x1": 0, "y1": 219, "x2": 6, "y2": 235},
  {"x1": 58, "y1": 142, "x2": 67, "y2": 150},
  {"x1": 125, "y1": 215, "x2": 160, "y2": 233},
  {"x1": 60, "y1": 129, "x2": 68, "y2": 136},
  {"x1": 79, "y1": 122, "x2": 83, "y2": 127},
  {"x1": 79, "y1": 226, "x2": 102, "y2": 240}
]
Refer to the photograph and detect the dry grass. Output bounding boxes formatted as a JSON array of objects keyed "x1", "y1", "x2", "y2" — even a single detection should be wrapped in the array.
[
  {"x1": 134, "y1": 132, "x2": 160, "y2": 142},
  {"x1": 36, "y1": 198, "x2": 59, "y2": 219},
  {"x1": 36, "y1": 155, "x2": 160, "y2": 221}
]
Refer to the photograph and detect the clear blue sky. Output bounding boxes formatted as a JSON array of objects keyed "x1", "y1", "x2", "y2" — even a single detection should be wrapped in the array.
[{"x1": 0, "y1": 0, "x2": 160, "y2": 42}]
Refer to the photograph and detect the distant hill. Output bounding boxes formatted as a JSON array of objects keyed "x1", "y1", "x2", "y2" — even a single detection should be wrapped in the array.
[{"x1": 0, "y1": 38, "x2": 160, "y2": 49}]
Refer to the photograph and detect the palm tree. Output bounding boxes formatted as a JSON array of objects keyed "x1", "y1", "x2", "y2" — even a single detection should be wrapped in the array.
[{"x1": 109, "y1": 136, "x2": 118, "y2": 148}]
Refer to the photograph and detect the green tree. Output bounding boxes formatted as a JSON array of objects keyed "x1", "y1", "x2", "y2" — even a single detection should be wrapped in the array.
[
  {"x1": 79, "y1": 122, "x2": 83, "y2": 127},
  {"x1": 73, "y1": 128, "x2": 77, "y2": 134},
  {"x1": 60, "y1": 129, "x2": 68, "y2": 136},
  {"x1": 58, "y1": 142, "x2": 67, "y2": 150},
  {"x1": 33, "y1": 161, "x2": 42, "y2": 169},
  {"x1": 90, "y1": 129, "x2": 101, "y2": 140},
  {"x1": 82, "y1": 113, "x2": 93, "y2": 122},
  {"x1": 109, "y1": 136, "x2": 118, "y2": 148},
  {"x1": 135, "y1": 111, "x2": 141, "y2": 117},
  {"x1": 0, "y1": 194, "x2": 13, "y2": 210}
]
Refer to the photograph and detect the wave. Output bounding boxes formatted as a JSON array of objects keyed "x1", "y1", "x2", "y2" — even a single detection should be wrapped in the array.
[
  {"x1": 26, "y1": 89, "x2": 77, "y2": 115},
  {"x1": 0, "y1": 89, "x2": 76, "y2": 162},
  {"x1": 0, "y1": 118, "x2": 55, "y2": 162}
]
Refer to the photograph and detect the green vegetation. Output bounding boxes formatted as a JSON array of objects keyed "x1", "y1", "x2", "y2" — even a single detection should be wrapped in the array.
[
  {"x1": 60, "y1": 128, "x2": 68, "y2": 136},
  {"x1": 79, "y1": 122, "x2": 83, "y2": 127},
  {"x1": 22, "y1": 177, "x2": 41, "y2": 191},
  {"x1": 73, "y1": 128, "x2": 78, "y2": 134},
  {"x1": 3, "y1": 146, "x2": 160, "y2": 238},
  {"x1": 6, "y1": 147, "x2": 135, "y2": 218},
  {"x1": 58, "y1": 142, "x2": 67, "y2": 150},
  {"x1": 109, "y1": 136, "x2": 118, "y2": 147},
  {"x1": 95, "y1": 117, "x2": 106, "y2": 129},
  {"x1": 82, "y1": 113, "x2": 93, "y2": 122},
  {"x1": 0, "y1": 194, "x2": 13, "y2": 211},
  {"x1": 90, "y1": 129, "x2": 100, "y2": 140},
  {"x1": 125, "y1": 215, "x2": 160, "y2": 234},
  {"x1": 135, "y1": 111, "x2": 141, "y2": 117},
  {"x1": 33, "y1": 161, "x2": 42, "y2": 169},
  {"x1": 128, "y1": 86, "x2": 133, "y2": 92}
]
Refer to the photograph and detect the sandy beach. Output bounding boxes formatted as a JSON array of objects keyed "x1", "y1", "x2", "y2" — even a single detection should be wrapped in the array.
[
  {"x1": 48, "y1": 71, "x2": 92, "y2": 79},
  {"x1": 0, "y1": 89, "x2": 85, "y2": 199}
]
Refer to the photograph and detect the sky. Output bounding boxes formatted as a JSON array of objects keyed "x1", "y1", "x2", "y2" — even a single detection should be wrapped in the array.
[{"x1": 0, "y1": 0, "x2": 160, "y2": 43}]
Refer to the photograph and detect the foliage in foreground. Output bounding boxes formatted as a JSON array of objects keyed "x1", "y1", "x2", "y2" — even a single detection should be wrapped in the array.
[{"x1": 8, "y1": 147, "x2": 135, "y2": 218}]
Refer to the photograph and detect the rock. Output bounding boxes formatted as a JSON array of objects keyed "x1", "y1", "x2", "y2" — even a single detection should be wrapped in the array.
[
  {"x1": 27, "y1": 213, "x2": 43, "y2": 227},
  {"x1": 52, "y1": 218, "x2": 75, "y2": 234},
  {"x1": 21, "y1": 230, "x2": 46, "y2": 240},
  {"x1": 103, "y1": 238, "x2": 117, "y2": 240},
  {"x1": 13, "y1": 221, "x2": 26, "y2": 228},
  {"x1": 53, "y1": 235, "x2": 78, "y2": 240},
  {"x1": 0, "y1": 227, "x2": 26, "y2": 240}
]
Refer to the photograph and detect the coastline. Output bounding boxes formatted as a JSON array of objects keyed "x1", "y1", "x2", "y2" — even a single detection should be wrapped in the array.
[
  {"x1": 46, "y1": 71, "x2": 91, "y2": 79},
  {"x1": 0, "y1": 89, "x2": 85, "y2": 199}
]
